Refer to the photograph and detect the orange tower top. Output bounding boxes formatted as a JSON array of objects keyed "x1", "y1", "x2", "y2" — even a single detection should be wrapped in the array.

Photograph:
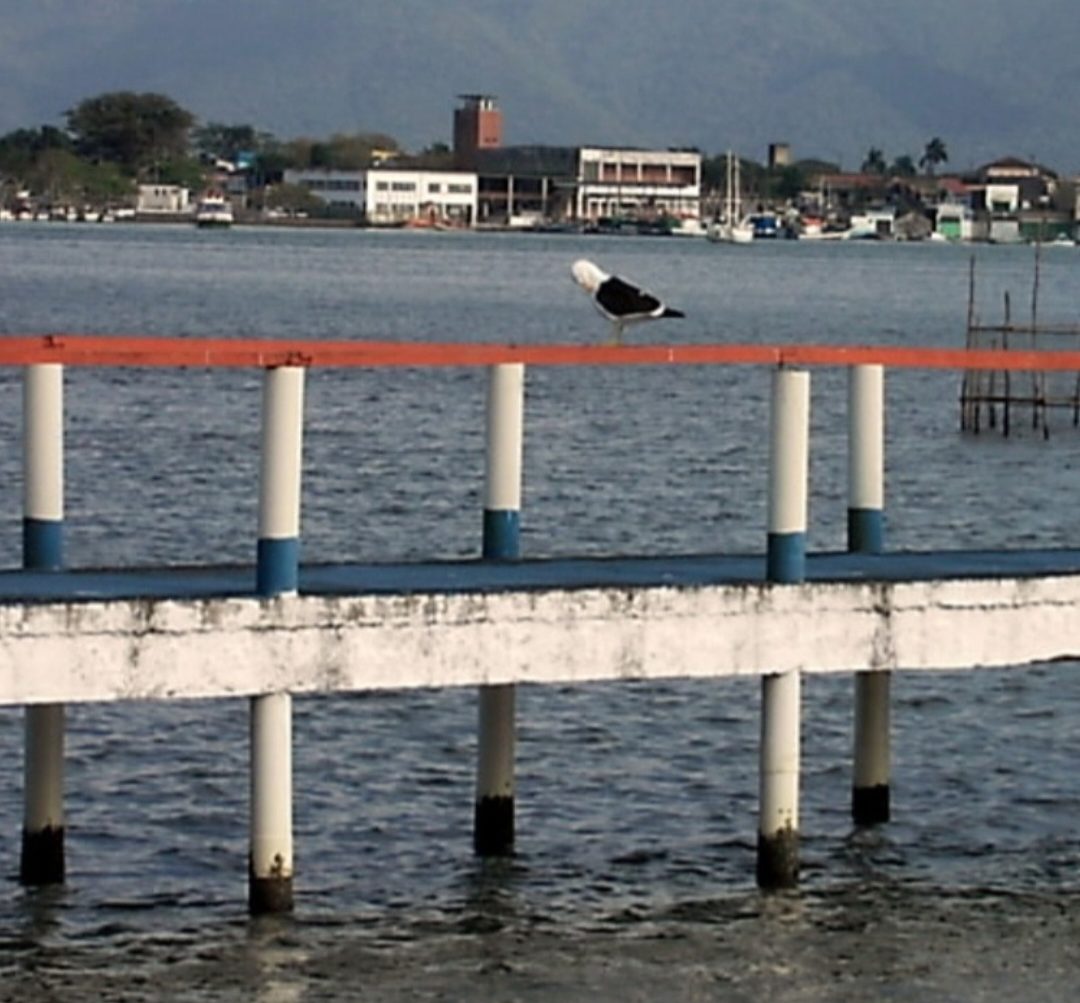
[{"x1": 453, "y1": 94, "x2": 502, "y2": 167}]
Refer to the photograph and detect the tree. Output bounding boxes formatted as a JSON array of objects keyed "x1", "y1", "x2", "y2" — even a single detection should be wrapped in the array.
[
  {"x1": 192, "y1": 122, "x2": 272, "y2": 163},
  {"x1": 0, "y1": 126, "x2": 73, "y2": 179},
  {"x1": 890, "y1": 155, "x2": 917, "y2": 177},
  {"x1": 66, "y1": 91, "x2": 194, "y2": 177},
  {"x1": 861, "y1": 147, "x2": 887, "y2": 174},
  {"x1": 920, "y1": 137, "x2": 948, "y2": 175}
]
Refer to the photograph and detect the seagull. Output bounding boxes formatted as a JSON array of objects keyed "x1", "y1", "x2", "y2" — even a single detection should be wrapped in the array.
[{"x1": 571, "y1": 258, "x2": 685, "y2": 344}]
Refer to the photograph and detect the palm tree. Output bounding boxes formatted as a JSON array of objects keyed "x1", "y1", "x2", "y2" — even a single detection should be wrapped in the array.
[
  {"x1": 861, "y1": 147, "x2": 887, "y2": 174},
  {"x1": 920, "y1": 137, "x2": 948, "y2": 175}
]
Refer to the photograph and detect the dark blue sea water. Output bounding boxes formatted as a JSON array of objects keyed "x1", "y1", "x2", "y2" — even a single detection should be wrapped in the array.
[{"x1": 1, "y1": 222, "x2": 1080, "y2": 1000}]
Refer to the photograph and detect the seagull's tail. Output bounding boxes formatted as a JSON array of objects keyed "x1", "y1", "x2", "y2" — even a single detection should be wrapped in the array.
[{"x1": 662, "y1": 307, "x2": 686, "y2": 319}]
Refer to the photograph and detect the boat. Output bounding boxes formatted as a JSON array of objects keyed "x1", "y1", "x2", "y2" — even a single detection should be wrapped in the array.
[
  {"x1": 194, "y1": 193, "x2": 234, "y2": 229},
  {"x1": 707, "y1": 152, "x2": 754, "y2": 244}
]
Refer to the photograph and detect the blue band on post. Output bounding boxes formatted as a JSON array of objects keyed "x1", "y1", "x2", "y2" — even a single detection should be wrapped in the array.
[
  {"x1": 256, "y1": 537, "x2": 300, "y2": 596},
  {"x1": 482, "y1": 509, "x2": 520, "y2": 560},
  {"x1": 767, "y1": 531, "x2": 806, "y2": 584},
  {"x1": 847, "y1": 508, "x2": 884, "y2": 554},
  {"x1": 23, "y1": 518, "x2": 63, "y2": 571}
]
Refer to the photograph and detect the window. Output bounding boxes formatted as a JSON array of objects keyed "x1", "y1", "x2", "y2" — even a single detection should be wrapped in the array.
[
  {"x1": 428, "y1": 183, "x2": 442, "y2": 193},
  {"x1": 391, "y1": 182, "x2": 416, "y2": 192},
  {"x1": 447, "y1": 184, "x2": 472, "y2": 194}
]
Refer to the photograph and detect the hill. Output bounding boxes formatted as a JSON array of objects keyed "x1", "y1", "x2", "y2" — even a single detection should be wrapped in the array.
[{"x1": 1, "y1": 0, "x2": 1077, "y2": 172}]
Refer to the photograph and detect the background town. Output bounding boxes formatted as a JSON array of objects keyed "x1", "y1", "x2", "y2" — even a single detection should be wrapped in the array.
[{"x1": 1, "y1": 91, "x2": 1075, "y2": 244}]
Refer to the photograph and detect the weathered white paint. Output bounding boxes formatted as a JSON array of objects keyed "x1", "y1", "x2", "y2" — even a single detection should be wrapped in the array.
[
  {"x1": 258, "y1": 367, "x2": 305, "y2": 543},
  {"x1": 24, "y1": 703, "x2": 63, "y2": 829},
  {"x1": 848, "y1": 365, "x2": 884, "y2": 512},
  {"x1": 0, "y1": 575, "x2": 1078, "y2": 705},
  {"x1": 767, "y1": 369, "x2": 809, "y2": 535},
  {"x1": 477, "y1": 684, "x2": 515, "y2": 798},
  {"x1": 23, "y1": 365, "x2": 63, "y2": 521},
  {"x1": 760, "y1": 671, "x2": 799, "y2": 835},
  {"x1": 484, "y1": 364, "x2": 524, "y2": 511},
  {"x1": 250, "y1": 692, "x2": 292, "y2": 879},
  {"x1": 854, "y1": 671, "x2": 890, "y2": 788}
]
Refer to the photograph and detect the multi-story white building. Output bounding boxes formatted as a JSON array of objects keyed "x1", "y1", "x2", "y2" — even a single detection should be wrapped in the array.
[
  {"x1": 575, "y1": 147, "x2": 701, "y2": 221},
  {"x1": 282, "y1": 168, "x2": 478, "y2": 226}
]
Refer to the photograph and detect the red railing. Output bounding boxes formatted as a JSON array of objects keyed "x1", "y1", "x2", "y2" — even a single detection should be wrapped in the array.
[{"x1": 2, "y1": 334, "x2": 1080, "y2": 371}]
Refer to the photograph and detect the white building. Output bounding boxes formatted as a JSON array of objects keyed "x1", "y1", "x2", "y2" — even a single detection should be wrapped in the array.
[
  {"x1": 575, "y1": 147, "x2": 701, "y2": 221},
  {"x1": 137, "y1": 185, "x2": 190, "y2": 214},
  {"x1": 282, "y1": 168, "x2": 478, "y2": 226}
]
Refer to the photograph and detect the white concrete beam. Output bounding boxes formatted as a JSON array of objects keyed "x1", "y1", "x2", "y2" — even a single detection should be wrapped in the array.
[{"x1": 1, "y1": 575, "x2": 1079, "y2": 705}]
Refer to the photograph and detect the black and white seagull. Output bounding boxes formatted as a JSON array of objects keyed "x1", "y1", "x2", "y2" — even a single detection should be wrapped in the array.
[{"x1": 571, "y1": 258, "x2": 684, "y2": 343}]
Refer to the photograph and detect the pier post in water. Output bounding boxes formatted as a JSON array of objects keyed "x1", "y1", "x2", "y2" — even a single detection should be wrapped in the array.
[
  {"x1": 250, "y1": 365, "x2": 304, "y2": 913},
  {"x1": 848, "y1": 364, "x2": 891, "y2": 825},
  {"x1": 474, "y1": 363, "x2": 524, "y2": 856},
  {"x1": 758, "y1": 367, "x2": 808, "y2": 889},
  {"x1": 21, "y1": 364, "x2": 66, "y2": 885}
]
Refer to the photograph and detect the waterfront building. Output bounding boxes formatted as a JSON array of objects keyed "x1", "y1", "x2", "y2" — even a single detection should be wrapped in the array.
[
  {"x1": 136, "y1": 185, "x2": 190, "y2": 214},
  {"x1": 282, "y1": 167, "x2": 478, "y2": 226},
  {"x1": 574, "y1": 147, "x2": 701, "y2": 222}
]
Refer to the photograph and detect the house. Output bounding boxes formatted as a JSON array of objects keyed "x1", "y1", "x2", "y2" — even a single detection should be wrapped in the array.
[{"x1": 136, "y1": 185, "x2": 190, "y2": 214}]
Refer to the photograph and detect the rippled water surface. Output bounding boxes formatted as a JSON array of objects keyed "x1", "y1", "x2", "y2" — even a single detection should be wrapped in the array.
[{"x1": 2, "y1": 223, "x2": 1080, "y2": 1000}]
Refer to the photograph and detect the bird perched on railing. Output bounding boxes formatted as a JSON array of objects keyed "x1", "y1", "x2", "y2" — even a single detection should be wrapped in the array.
[{"x1": 571, "y1": 259, "x2": 684, "y2": 344}]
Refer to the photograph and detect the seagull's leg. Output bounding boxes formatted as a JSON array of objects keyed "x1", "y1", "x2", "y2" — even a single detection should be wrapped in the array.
[{"x1": 607, "y1": 321, "x2": 623, "y2": 346}]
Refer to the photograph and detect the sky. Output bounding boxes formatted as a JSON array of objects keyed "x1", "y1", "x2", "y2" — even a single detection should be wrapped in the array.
[{"x1": 1, "y1": 0, "x2": 1078, "y2": 174}]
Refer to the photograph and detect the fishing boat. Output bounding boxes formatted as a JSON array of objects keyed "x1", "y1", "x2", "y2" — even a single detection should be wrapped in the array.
[
  {"x1": 194, "y1": 193, "x2": 234, "y2": 229},
  {"x1": 707, "y1": 151, "x2": 754, "y2": 244}
]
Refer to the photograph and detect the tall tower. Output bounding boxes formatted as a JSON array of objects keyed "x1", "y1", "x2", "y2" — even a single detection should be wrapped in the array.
[{"x1": 454, "y1": 94, "x2": 502, "y2": 168}]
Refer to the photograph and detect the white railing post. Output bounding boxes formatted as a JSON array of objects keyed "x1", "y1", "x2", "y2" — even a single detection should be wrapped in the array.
[
  {"x1": 21, "y1": 363, "x2": 66, "y2": 885},
  {"x1": 758, "y1": 367, "x2": 808, "y2": 888},
  {"x1": 475, "y1": 363, "x2": 524, "y2": 856},
  {"x1": 250, "y1": 365, "x2": 304, "y2": 913},
  {"x1": 849, "y1": 364, "x2": 890, "y2": 824}
]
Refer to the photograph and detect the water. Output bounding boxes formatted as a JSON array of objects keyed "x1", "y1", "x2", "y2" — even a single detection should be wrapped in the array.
[{"x1": 1, "y1": 223, "x2": 1080, "y2": 999}]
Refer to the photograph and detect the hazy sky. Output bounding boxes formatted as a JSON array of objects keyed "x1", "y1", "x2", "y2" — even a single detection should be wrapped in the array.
[{"x1": 2, "y1": 0, "x2": 1077, "y2": 172}]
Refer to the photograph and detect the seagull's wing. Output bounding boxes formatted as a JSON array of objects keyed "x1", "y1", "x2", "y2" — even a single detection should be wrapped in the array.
[{"x1": 595, "y1": 275, "x2": 663, "y2": 318}]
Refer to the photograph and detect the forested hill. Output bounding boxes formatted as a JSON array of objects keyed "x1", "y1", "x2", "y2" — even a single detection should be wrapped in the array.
[{"x1": 1, "y1": 0, "x2": 1077, "y2": 171}]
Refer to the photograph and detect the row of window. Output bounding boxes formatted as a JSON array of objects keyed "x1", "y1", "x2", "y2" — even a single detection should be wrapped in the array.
[
  {"x1": 304, "y1": 179, "x2": 362, "y2": 191},
  {"x1": 371, "y1": 181, "x2": 474, "y2": 194}
]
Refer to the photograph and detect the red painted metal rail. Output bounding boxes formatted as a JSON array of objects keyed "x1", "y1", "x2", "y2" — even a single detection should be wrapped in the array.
[{"x1": 3, "y1": 335, "x2": 1080, "y2": 371}]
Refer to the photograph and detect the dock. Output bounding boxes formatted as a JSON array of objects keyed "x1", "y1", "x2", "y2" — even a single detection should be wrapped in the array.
[{"x1": 5, "y1": 334, "x2": 1080, "y2": 910}]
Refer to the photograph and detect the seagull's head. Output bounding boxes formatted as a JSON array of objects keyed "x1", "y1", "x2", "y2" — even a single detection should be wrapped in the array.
[{"x1": 571, "y1": 259, "x2": 606, "y2": 294}]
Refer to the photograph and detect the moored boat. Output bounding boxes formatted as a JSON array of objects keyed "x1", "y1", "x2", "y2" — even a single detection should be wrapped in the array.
[{"x1": 194, "y1": 194, "x2": 234, "y2": 228}]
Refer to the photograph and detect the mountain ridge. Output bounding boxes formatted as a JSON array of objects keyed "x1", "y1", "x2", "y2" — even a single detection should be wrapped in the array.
[{"x1": 1, "y1": 0, "x2": 1077, "y2": 172}]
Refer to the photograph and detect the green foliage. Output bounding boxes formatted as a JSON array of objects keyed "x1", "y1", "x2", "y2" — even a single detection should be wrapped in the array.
[
  {"x1": 193, "y1": 122, "x2": 272, "y2": 163},
  {"x1": 920, "y1": 136, "x2": 948, "y2": 174},
  {"x1": 891, "y1": 154, "x2": 917, "y2": 177},
  {"x1": 861, "y1": 147, "x2": 887, "y2": 174},
  {"x1": 66, "y1": 91, "x2": 194, "y2": 177},
  {"x1": 154, "y1": 156, "x2": 207, "y2": 190},
  {"x1": 280, "y1": 132, "x2": 401, "y2": 170},
  {"x1": 26, "y1": 148, "x2": 133, "y2": 204}
]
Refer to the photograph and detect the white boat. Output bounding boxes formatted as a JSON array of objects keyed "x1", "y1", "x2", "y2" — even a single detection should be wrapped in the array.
[
  {"x1": 707, "y1": 151, "x2": 754, "y2": 244},
  {"x1": 194, "y1": 194, "x2": 234, "y2": 228}
]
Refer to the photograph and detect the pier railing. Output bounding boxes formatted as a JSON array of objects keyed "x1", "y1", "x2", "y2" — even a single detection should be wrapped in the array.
[{"x1": 6, "y1": 334, "x2": 1080, "y2": 912}]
